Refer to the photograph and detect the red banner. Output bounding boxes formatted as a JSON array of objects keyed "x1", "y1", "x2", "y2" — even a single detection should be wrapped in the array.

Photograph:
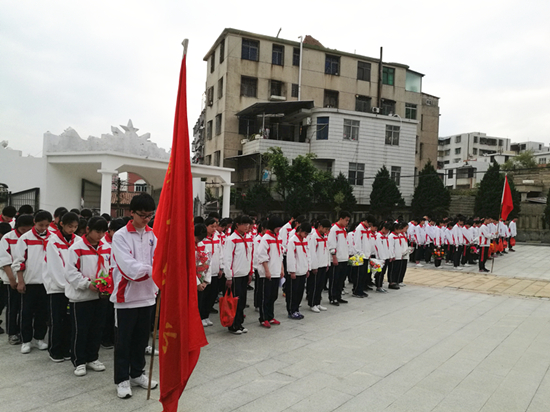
[{"x1": 501, "y1": 175, "x2": 514, "y2": 221}]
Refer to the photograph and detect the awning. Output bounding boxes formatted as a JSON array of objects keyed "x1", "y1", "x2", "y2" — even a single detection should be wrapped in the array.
[{"x1": 236, "y1": 100, "x2": 315, "y2": 117}]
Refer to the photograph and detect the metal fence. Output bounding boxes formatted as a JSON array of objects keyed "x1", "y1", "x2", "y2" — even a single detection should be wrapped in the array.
[{"x1": 8, "y1": 188, "x2": 40, "y2": 212}]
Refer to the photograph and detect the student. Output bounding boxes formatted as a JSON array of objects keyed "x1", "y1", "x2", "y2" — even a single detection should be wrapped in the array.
[
  {"x1": 12, "y1": 210, "x2": 52, "y2": 353},
  {"x1": 256, "y1": 216, "x2": 284, "y2": 328},
  {"x1": 327, "y1": 211, "x2": 351, "y2": 306},
  {"x1": 252, "y1": 219, "x2": 267, "y2": 312},
  {"x1": 414, "y1": 217, "x2": 427, "y2": 267},
  {"x1": 17, "y1": 204, "x2": 34, "y2": 216},
  {"x1": 45, "y1": 212, "x2": 79, "y2": 362},
  {"x1": 80, "y1": 209, "x2": 93, "y2": 220},
  {"x1": 388, "y1": 223, "x2": 404, "y2": 290},
  {"x1": 374, "y1": 222, "x2": 392, "y2": 293},
  {"x1": 352, "y1": 216, "x2": 374, "y2": 298},
  {"x1": 407, "y1": 218, "x2": 417, "y2": 263},
  {"x1": 307, "y1": 219, "x2": 331, "y2": 312},
  {"x1": 509, "y1": 218, "x2": 517, "y2": 252},
  {"x1": 199, "y1": 218, "x2": 224, "y2": 326},
  {"x1": 397, "y1": 222, "x2": 410, "y2": 286},
  {"x1": 0, "y1": 215, "x2": 34, "y2": 344},
  {"x1": 49, "y1": 207, "x2": 68, "y2": 234},
  {"x1": 195, "y1": 223, "x2": 210, "y2": 324},
  {"x1": 286, "y1": 222, "x2": 311, "y2": 319},
  {"x1": 75, "y1": 218, "x2": 88, "y2": 237},
  {"x1": 65, "y1": 217, "x2": 110, "y2": 376},
  {"x1": 451, "y1": 217, "x2": 464, "y2": 270},
  {"x1": 1, "y1": 206, "x2": 17, "y2": 228},
  {"x1": 110, "y1": 194, "x2": 158, "y2": 399},
  {"x1": 478, "y1": 218, "x2": 493, "y2": 272},
  {"x1": 223, "y1": 215, "x2": 253, "y2": 335}
]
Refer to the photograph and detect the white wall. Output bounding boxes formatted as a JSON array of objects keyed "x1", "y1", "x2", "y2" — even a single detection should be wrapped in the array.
[{"x1": 0, "y1": 148, "x2": 46, "y2": 194}]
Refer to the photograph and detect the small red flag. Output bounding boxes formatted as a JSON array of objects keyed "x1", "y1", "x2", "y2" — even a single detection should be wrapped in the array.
[
  {"x1": 501, "y1": 175, "x2": 514, "y2": 221},
  {"x1": 153, "y1": 44, "x2": 208, "y2": 412}
]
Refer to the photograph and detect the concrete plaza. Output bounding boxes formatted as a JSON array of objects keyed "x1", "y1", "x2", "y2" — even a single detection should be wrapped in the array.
[{"x1": 1, "y1": 244, "x2": 550, "y2": 412}]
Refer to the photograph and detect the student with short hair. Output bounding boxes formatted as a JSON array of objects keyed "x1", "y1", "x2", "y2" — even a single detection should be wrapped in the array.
[
  {"x1": 1, "y1": 206, "x2": 17, "y2": 228},
  {"x1": 373, "y1": 222, "x2": 392, "y2": 293},
  {"x1": 66, "y1": 217, "x2": 110, "y2": 376},
  {"x1": 45, "y1": 212, "x2": 80, "y2": 362},
  {"x1": 50, "y1": 207, "x2": 68, "y2": 234},
  {"x1": 199, "y1": 218, "x2": 224, "y2": 326},
  {"x1": 327, "y1": 211, "x2": 351, "y2": 306},
  {"x1": 17, "y1": 205, "x2": 34, "y2": 216},
  {"x1": 12, "y1": 210, "x2": 52, "y2": 353},
  {"x1": 286, "y1": 222, "x2": 312, "y2": 319},
  {"x1": 307, "y1": 219, "x2": 331, "y2": 312}
]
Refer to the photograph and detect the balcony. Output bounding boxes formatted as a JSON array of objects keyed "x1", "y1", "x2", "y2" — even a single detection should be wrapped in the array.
[{"x1": 242, "y1": 138, "x2": 309, "y2": 157}]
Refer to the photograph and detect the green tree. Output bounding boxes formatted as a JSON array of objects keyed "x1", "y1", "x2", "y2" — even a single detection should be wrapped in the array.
[
  {"x1": 544, "y1": 188, "x2": 550, "y2": 228},
  {"x1": 370, "y1": 166, "x2": 405, "y2": 218},
  {"x1": 502, "y1": 150, "x2": 537, "y2": 171},
  {"x1": 475, "y1": 162, "x2": 521, "y2": 218},
  {"x1": 330, "y1": 173, "x2": 357, "y2": 216},
  {"x1": 239, "y1": 183, "x2": 273, "y2": 216},
  {"x1": 411, "y1": 160, "x2": 450, "y2": 218}
]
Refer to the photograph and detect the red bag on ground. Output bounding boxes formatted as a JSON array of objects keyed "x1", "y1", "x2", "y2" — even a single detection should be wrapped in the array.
[
  {"x1": 510, "y1": 238, "x2": 516, "y2": 247},
  {"x1": 489, "y1": 243, "x2": 495, "y2": 255},
  {"x1": 219, "y1": 289, "x2": 238, "y2": 327},
  {"x1": 503, "y1": 240, "x2": 508, "y2": 248}
]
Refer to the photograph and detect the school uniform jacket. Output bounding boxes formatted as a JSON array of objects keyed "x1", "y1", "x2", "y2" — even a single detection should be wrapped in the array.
[
  {"x1": 110, "y1": 221, "x2": 158, "y2": 309},
  {"x1": 479, "y1": 224, "x2": 493, "y2": 247},
  {"x1": 389, "y1": 232, "x2": 407, "y2": 260},
  {"x1": 202, "y1": 232, "x2": 224, "y2": 275},
  {"x1": 45, "y1": 230, "x2": 79, "y2": 294},
  {"x1": 407, "y1": 222, "x2": 416, "y2": 243},
  {"x1": 308, "y1": 229, "x2": 329, "y2": 270},
  {"x1": 353, "y1": 222, "x2": 373, "y2": 257},
  {"x1": 279, "y1": 222, "x2": 294, "y2": 254},
  {"x1": 286, "y1": 234, "x2": 310, "y2": 276},
  {"x1": 414, "y1": 224, "x2": 427, "y2": 245},
  {"x1": 256, "y1": 231, "x2": 283, "y2": 278},
  {"x1": 11, "y1": 227, "x2": 50, "y2": 285},
  {"x1": 65, "y1": 237, "x2": 111, "y2": 302},
  {"x1": 223, "y1": 231, "x2": 253, "y2": 279},
  {"x1": 374, "y1": 232, "x2": 391, "y2": 261},
  {"x1": 509, "y1": 221, "x2": 517, "y2": 237},
  {"x1": 0, "y1": 229, "x2": 21, "y2": 283},
  {"x1": 328, "y1": 223, "x2": 349, "y2": 263}
]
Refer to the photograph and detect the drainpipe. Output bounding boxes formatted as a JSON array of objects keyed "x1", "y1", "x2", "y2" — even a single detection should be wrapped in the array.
[
  {"x1": 377, "y1": 47, "x2": 383, "y2": 109},
  {"x1": 298, "y1": 36, "x2": 303, "y2": 101}
]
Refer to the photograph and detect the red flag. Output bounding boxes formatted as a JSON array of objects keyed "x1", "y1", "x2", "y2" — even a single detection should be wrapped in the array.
[
  {"x1": 153, "y1": 42, "x2": 208, "y2": 412},
  {"x1": 501, "y1": 175, "x2": 514, "y2": 221}
]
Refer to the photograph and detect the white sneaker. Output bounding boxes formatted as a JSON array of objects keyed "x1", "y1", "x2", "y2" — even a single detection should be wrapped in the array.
[
  {"x1": 74, "y1": 364, "x2": 87, "y2": 376},
  {"x1": 454, "y1": 267, "x2": 463, "y2": 270},
  {"x1": 130, "y1": 373, "x2": 158, "y2": 389},
  {"x1": 241, "y1": 327, "x2": 248, "y2": 334},
  {"x1": 464, "y1": 264, "x2": 471, "y2": 267},
  {"x1": 202, "y1": 319, "x2": 208, "y2": 327},
  {"x1": 21, "y1": 342, "x2": 31, "y2": 354},
  {"x1": 34, "y1": 339, "x2": 48, "y2": 350},
  {"x1": 87, "y1": 360, "x2": 106, "y2": 371},
  {"x1": 318, "y1": 305, "x2": 328, "y2": 311},
  {"x1": 310, "y1": 306, "x2": 320, "y2": 313},
  {"x1": 205, "y1": 318, "x2": 213, "y2": 326},
  {"x1": 415, "y1": 263, "x2": 424, "y2": 267},
  {"x1": 145, "y1": 346, "x2": 159, "y2": 356},
  {"x1": 399, "y1": 283, "x2": 406, "y2": 287},
  {"x1": 117, "y1": 380, "x2": 133, "y2": 398}
]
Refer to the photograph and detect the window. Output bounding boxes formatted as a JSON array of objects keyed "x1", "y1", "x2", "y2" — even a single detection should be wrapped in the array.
[
  {"x1": 204, "y1": 155, "x2": 211, "y2": 165},
  {"x1": 325, "y1": 55, "x2": 340, "y2": 75},
  {"x1": 210, "y1": 52, "x2": 215, "y2": 73},
  {"x1": 473, "y1": 135, "x2": 478, "y2": 143},
  {"x1": 473, "y1": 148, "x2": 478, "y2": 155},
  {"x1": 348, "y1": 163, "x2": 365, "y2": 186},
  {"x1": 240, "y1": 76, "x2": 257, "y2": 97},
  {"x1": 324, "y1": 90, "x2": 338, "y2": 108},
  {"x1": 316, "y1": 117, "x2": 329, "y2": 140},
  {"x1": 217, "y1": 77, "x2": 223, "y2": 99},
  {"x1": 405, "y1": 103, "x2": 417, "y2": 120},
  {"x1": 207, "y1": 87, "x2": 214, "y2": 106},
  {"x1": 382, "y1": 67, "x2": 395, "y2": 85},
  {"x1": 381, "y1": 99, "x2": 395, "y2": 116},
  {"x1": 291, "y1": 83, "x2": 299, "y2": 98},
  {"x1": 444, "y1": 149, "x2": 451, "y2": 156},
  {"x1": 135, "y1": 183, "x2": 147, "y2": 192},
  {"x1": 499, "y1": 139, "x2": 503, "y2": 147},
  {"x1": 455, "y1": 148, "x2": 461, "y2": 155},
  {"x1": 455, "y1": 135, "x2": 462, "y2": 143},
  {"x1": 357, "y1": 61, "x2": 371, "y2": 81},
  {"x1": 293, "y1": 47, "x2": 300, "y2": 66},
  {"x1": 206, "y1": 120, "x2": 212, "y2": 140},
  {"x1": 239, "y1": 117, "x2": 254, "y2": 136},
  {"x1": 242, "y1": 39, "x2": 259, "y2": 61},
  {"x1": 215, "y1": 114, "x2": 222, "y2": 136},
  {"x1": 219, "y1": 39, "x2": 225, "y2": 64},
  {"x1": 539, "y1": 158, "x2": 546, "y2": 165},
  {"x1": 453, "y1": 158, "x2": 461, "y2": 163},
  {"x1": 448, "y1": 169, "x2": 453, "y2": 178},
  {"x1": 444, "y1": 160, "x2": 450, "y2": 165},
  {"x1": 385, "y1": 125, "x2": 400, "y2": 146},
  {"x1": 272, "y1": 44, "x2": 284, "y2": 65},
  {"x1": 355, "y1": 95, "x2": 371, "y2": 113},
  {"x1": 343, "y1": 119, "x2": 360, "y2": 141},
  {"x1": 270, "y1": 80, "x2": 283, "y2": 96},
  {"x1": 391, "y1": 166, "x2": 401, "y2": 186},
  {"x1": 213, "y1": 151, "x2": 221, "y2": 167}
]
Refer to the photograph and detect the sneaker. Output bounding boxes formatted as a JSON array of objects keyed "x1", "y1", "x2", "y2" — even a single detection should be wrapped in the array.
[
  {"x1": 130, "y1": 373, "x2": 158, "y2": 389},
  {"x1": 296, "y1": 312, "x2": 305, "y2": 319},
  {"x1": 342, "y1": 289, "x2": 348, "y2": 295},
  {"x1": 288, "y1": 312, "x2": 302, "y2": 320},
  {"x1": 337, "y1": 299, "x2": 348, "y2": 304},
  {"x1": 202, "y1": 319, "x2": 208, "y2": 327},
  {"x1": 21, "y1": 342, "x2": 31, "y2": 354},
  {"x1": 352, "y1": 293, "x2": 364, "y2": 298},
  {"x1": 376, "y1": 287, "x2": 387, "y2": 293},
  {"x1": 49, "y1": 355, "x2": 65, "y2": 363},
  {"x1": 74, "y1": 364, "x2": 87, "y2": 376},
  {"x1": 117, "y1": 380, "x2": 132, "y2": 399},
  {"x1": 415, "y1": 263, "x2": 424, "y2": 267},
  {"x1": 310, "y1": 306, "x2": 320, "y2": 313},
  {"x1": 388, "y1": 284, "x2": 400, "y2": 290},
  {"x1": 360, "y1": 292, "x2": 369, "y2": 297},
  {"x1": 453, "y1": 267, "x2": 463, "y2": 271},
  {"x1": 87, "y1": 360, "x2": 106, "y2": 371},
  {"x1": 240, "y1": 327, "x2": 248, "y2": 333},
  {"x1": 145, "y1": 346, "x2": 159, "y2": 356},
  {"x1": 318, "y1": 305, "x2": 328, "y2": 311},
  {"x1": 8, "y1": 335, "x2": 21, "y2": 345},
  {"x1": 330, "y1": 300, "x2": 340, "y2": 306},
  {"x1": 205, "y1": 319, "x2": 213, "y2": 326},
  {"x1": 366, "y1": 285, "x2": 373, "y2": 291},
  {"x1": 34, "y1": 339, "x2": 48, "y2": 350},
  {"x1": 260, "y1": 320, "x2": 271, "y2": 328},
  {"x1": 229, "y1": 329, "x2": 243, "y2": 335},
  {"x1": 399, "y1": 283, "x2": 406, "y2": 287},
  {"x1": 464, "y1": 264, "x2": 472, "y2": 267},
  {"x1": 269, "y1": 319, "x2": 281, "y2": 325}
]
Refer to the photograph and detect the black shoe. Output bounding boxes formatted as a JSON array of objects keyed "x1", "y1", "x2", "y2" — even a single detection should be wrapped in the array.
[
  {"x1": 361, "y1": 292, "x2": 369, "y2": 297},
  {"x1": 367, "y1": 282, "x2": 375, "y2": 287},
  {"x1": 352, "y1": 293, "x2": 364, "y2": 298},
  {"x1": 210, "y1": 308, "x2": 218, "y2": 314},
  {"x1": 247, "y1": 285, "x2": 254, "y2": 290},
  {"x1": 337, "y1": 299, "x2": 348, "y2": 304},
  {"x1": 388, "y1": 284, "x2": 400, "y2": 290},
  {"x1": 365, "y1": 285, "x2": 373, "y2": 291},
  {"x1": 330, "y1": 300, "x2": 340, "y2": 306}
]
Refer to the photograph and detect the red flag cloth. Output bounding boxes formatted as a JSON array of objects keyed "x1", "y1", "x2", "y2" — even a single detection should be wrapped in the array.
[
  {"x1": 501, "y1": 175, "x2": 514, "y2": 221},
  {"x1": 152, "y1": 49, "x2": 208, "y2": 412}
]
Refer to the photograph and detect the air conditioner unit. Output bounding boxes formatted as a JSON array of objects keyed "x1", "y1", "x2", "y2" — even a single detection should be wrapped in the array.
[
  {"x1": 372, "y1": 107, "x2": 380, "y2": 114},
  {"x1": 426, "y1": 99, "x2": 432, "y2": 106},
  {"x1": 303, "y1": 117, "x2": 312, "y2": 126}
]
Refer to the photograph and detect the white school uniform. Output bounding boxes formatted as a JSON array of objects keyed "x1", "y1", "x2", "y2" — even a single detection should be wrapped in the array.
[
  {"x1": 509, "y1": 221, "x2": 517, "y2": 237},
  {"x1": 202, "y1": 232, "x2": 224, "y2": 277},
  {"x1": 308, "y1": 229, "x2": 329, "y2": 270},
  {"x1": 11, "y1": 227, "x2": 50, "y2": 285},
  {"x1": 328, "y1": 223, "x2": 349, "y2": 263},
  {"x1": 256, "y1": 231, "x2": 283, "y2": 278},
  {"x1": 0, "y1": 229, "x2": 21, "y2": 283},
  {"x1": 45, "y1": 230, "x2": 80, "y2": 294},
  {"x1": 223, "y1": 231, "x2": 253, "y2": 279},
  {"x1": 374, "y1": 232, "x2": 391, "y2": 261},
  {"x1": 353, "y1": 222, "x2": 373, "y2": 257},
  {"x1": 286, "y1": 234, "x2": 311, "y2": 276}
]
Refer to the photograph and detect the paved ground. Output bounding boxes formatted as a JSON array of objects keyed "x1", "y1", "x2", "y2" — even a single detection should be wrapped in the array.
[{"x1": 2, "y1": 244, "x2": 550, "y2": 412}]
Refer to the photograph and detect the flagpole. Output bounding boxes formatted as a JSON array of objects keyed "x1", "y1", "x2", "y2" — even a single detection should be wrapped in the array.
[
  {"x1": 147, "y1": 293, "x2": 161, "y2": 400},
  {"x1": 491, "y1": 175, "x2": 507, "y2": 274}
]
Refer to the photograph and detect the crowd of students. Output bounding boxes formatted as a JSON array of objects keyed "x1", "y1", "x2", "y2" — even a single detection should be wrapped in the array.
[
  {"x1": 194, "y1": 211, "x2": 519, "y2": 334},
  {"x1": 0, "y1": 194, "x2": 159, "y2": 399}
]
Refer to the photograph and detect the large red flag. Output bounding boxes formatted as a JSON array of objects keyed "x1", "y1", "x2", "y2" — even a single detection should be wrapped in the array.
[
  {"x1": 153, "y1": 41, "x2": 208, "y2": 412},
  {"x1": 501, "y1": 175, "x2": 514, "y2": 220}
]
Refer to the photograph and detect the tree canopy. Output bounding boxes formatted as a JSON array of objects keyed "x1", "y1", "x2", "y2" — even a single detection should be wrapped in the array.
[
  {"x1": 502, "y1": 151, "x2": 537, "y2": 171},
  {"x1": 370, "y1": 165, "x2": 404, "y2": 218},
  {"x1": 411, "y1": 160, "x2": 450, "y2": 218},
  {"x1": 474, "y1": 161, "x2": 521, "y2": 219}
]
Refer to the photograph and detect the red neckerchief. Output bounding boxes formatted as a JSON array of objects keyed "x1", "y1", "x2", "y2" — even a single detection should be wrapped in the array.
[
  {"x1": 54, "y1": 229, "x2": 77, "y2": 248},
  {"x1": 203, "y1": 234, "x2": 219, "y2": 254},
  {"x1": 334, "y1": 223, "x2": 347, "y2": 238},
  {"x1": 31, "y1": 227, "x2": 50, "y2": 251},
  {"x1": 235, "y1": 231, "x2": 248, "y2": 253},
  {"x1": 82, "y1": 236, "x2": 107, "y2": 278},
  {"x1": 315, "y1": 229, "x2": 327, "y2": 247},
  {"x1": 104, "y1": 232, "x2": 113, "y2": 244},
  {"x1": 295, "y1": 234, "x2": 307, "y2": 254},
  {"x1": 380, "y1": 232, "x2": 389, "y2": 248},
  {"x1": 392, "y1": 231, "x2": 402, "y2": 245},
  {"x1": 265, "y1": 230, "x2": 281, "y2": 256}
]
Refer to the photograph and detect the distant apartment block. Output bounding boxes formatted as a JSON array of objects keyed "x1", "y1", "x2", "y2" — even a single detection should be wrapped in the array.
[{"x1": 437, "y1": 132, "x2": 511, "y2": 169}]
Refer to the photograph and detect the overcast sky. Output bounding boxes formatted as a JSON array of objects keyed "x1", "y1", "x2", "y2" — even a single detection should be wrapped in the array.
[{"x1": 1, "y1": 0, "x2": 549, "y2": 157}]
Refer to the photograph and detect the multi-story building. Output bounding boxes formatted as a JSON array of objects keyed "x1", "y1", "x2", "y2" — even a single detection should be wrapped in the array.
[
  {"x1": 437, "y1": 132, "x2": 511, "y2": 169},
  {"x1": 197, "y1": 28, "x2": 440, "y2": 205}
]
